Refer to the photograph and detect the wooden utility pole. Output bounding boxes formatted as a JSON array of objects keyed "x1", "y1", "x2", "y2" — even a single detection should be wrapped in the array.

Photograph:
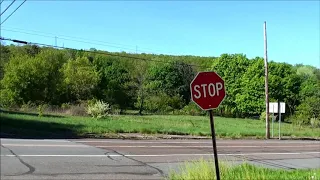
[{"x1": 264, "y1": 21, "x2": 270, "y2": 139}]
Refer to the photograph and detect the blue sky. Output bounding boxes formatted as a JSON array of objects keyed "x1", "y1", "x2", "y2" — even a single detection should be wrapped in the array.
[{"x1": 0, "y1": 1, "x2": 319, "y2": 67}]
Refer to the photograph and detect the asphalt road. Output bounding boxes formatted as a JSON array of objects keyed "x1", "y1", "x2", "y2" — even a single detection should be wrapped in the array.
[{"x1": 1, "y1": 138, "x2": 319, "y2": 180}]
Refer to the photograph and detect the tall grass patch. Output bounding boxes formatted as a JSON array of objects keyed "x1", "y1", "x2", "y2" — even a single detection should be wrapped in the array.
[{"x1": 169, "y1": 159, "x2": 320, "y2": 180}]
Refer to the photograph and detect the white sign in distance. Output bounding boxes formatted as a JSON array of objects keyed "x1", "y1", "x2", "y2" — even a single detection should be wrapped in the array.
[{"x1": 269, "y1": 102, "x2": 285, "y2": 113}]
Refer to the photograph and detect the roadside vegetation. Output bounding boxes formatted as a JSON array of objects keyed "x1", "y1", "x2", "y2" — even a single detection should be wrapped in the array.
[
  {"x1": 168, "y1": 159, "x2": 320, "y2": 180},
  {"x1": 1, "y1": 111, "x2": 319, "y2": 139},
  {"x1": 0, "y1": 44, "x2": 319, "y2": 138}
]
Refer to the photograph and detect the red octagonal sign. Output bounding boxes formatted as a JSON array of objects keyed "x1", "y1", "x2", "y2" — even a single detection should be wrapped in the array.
[{"x1": 190, "y1": 71, "x2": 226, "y2": 110}]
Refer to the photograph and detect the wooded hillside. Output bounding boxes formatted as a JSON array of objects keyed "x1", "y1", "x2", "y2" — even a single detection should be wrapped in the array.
[{"x1": 1, "y1": 44, "x2": 319, "y2": 126}]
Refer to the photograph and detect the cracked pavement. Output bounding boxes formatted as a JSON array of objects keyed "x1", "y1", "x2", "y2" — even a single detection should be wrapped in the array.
[{"x1": 1, "y1": 138, "x2": 320, "y2": 179}]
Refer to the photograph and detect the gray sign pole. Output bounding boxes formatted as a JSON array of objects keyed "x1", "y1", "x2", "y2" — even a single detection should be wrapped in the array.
[
  {"x1": 209, "y1": 110, "x2": 220, "y2": 180},
  {"x1": 272, "y1": 105, "x2": 274, "y2": 138},
  {"x1": 279, "y1": 109, "x2": 281, "y2": 140}
]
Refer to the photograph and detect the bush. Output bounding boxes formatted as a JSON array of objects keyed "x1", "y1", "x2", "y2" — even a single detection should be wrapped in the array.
[
  {"x1": 110, "y1": 104, "x2": 121, "y2": 115},
  {"x1": 86, "y1": 100, "x2": 111, "y2": 119},
  {"x1": 20, "y1": 101, "x2": 36, "y2": 112},
  {"x1": 179, "y1": 102, "x2": 206, "y2": 116},
  {"x1": 65, "y1": 104, "x2": 87, "y2": 116},
  {"x1": 37, "y1": 104, "x2": 48, "y2": 117},
  {"x1": 293, "y1": 95, "x2": 320, "y2": 126},
  {"x1": 291, "y1": 114, "x2": 309, "y2": 127},
  {"x1": 61, "y1": 103, "x2": 71, "y2": 110},
  {"x1": 260, "y1": 111, "x2": 274, "y2": 122},
  {"x1": 144, "y1": 92, "x2": 172, "y2": 113},
  {"x1": 310, "y1": 118, "x2": 320, "y2": 128}
]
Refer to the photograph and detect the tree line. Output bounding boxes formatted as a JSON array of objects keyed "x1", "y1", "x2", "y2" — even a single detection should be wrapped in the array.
[{"x1": 0, "y1": 44, "x2": 319, "y2": 125}]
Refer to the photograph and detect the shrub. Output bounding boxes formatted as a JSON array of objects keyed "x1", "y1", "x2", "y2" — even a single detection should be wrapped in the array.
[
  {"x1": 61, "y1": 103, "x2": 71, "y2": 110},
  {"x1": 86, "y1": 100, "x2": 111, "y2": 119},
  {"x1": 260, "y1": 111, "x2": 274, "y2": 122},
  {"x1": 310, "y1": 118, "x2": 320, "y2": 128},
  {"x1": 37, "y1": 104, "x2": 48, "y2": 117},
  {"x1": 20, "y1": 101, "x2": 36, "y2": 112},
  {"x1": 110, "y1": 105, "x2": 121, "y2": 115},
  {"x1": 65, "y1": 104, "x2": 87, "y2": 116},
  {"x1": 179, "y1": 102, "x2": 206, "y2": 116},
  {"x1": 144, "y1": 92, "x2": 172, "y2": 113},
  {"x1": 291, "y1": 114, "x2": 309, "y2": 127}
]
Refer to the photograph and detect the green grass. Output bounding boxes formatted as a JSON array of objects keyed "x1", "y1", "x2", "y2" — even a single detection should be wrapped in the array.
[
  {"x1": 168, "y1": 159, "x2": 320, "y2": 180},
  {"x1": 1, "y1": 111, "x2": 319, "y2": 139}
]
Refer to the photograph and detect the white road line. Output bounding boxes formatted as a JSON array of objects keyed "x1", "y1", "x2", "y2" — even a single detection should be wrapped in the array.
[
  {"x1": 1, "y1": 144, "x2": 89, "y2": 147},
  {"x1": 1, "y1": 144, "x2": 319, "y2": 148},
  {"x1": 95, "y1": 145, "x2": 320, "y2": 148},
  {"x1": 1, "y1": 152, "x2": 320, "y2": 157},
  {"x1": 74, "y1": 140, "x2": 320, "y2": 144},
  {"x1": 0, "y1": 139, "x2": 68, "y2": 142}
]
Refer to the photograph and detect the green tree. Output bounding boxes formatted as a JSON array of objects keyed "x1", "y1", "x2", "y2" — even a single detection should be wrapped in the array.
[
  {"x1": 147, "y1": 60, "x2": 195, "y2": 104},
  {"x1": 93, "y1": 55, "x2": 133, "y2": 111},
  {"x1": 211, "y1": 54, "x2": 252, "y2": 117},
  {"x1": 0, "y1": 45, "x2": 11, "y2": 80},
  {"x1": 235, "y1": 58, "x2": 265, "y2": 117},
  {"x1": 268, "y1": 62, "x2": 302, "y2": 115},
  {"x1": 62, "y1": 56, "x2": 99, "y2": 101},
  {"x1": 0, "y1": 49, "x2": 67, "y2": 106}
]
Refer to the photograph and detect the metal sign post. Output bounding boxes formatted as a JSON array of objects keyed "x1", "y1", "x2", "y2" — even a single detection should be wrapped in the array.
[
  {"x1": 279, "y1": 111, "x2": 281, "y2": 140},
  {"x1": 272, "y1": 105, "x2": 274, "y2": 138},
  {"x1": 269, "y1": 102, "x2": 285, "y2": 140},
  {"x1": 190, "y1": 72, "x2": 226, "y2": 180},
  {"x1": 209, "y1": 110, "x2": 220, "y2": 180}
]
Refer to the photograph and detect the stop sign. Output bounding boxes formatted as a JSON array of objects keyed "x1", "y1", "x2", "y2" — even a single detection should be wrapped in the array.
[{"x1": 190, "y1": 72, "x2": 226, "y2": 110}]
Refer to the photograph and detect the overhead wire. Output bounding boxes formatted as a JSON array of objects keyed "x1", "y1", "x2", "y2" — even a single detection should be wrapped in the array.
[
  {"x1": 0, "y1": 36, "x2": 209, "y2": 69},
  {"x1": 0, "y1": 0, "x2": 16, "y2": 16},
  {"x1": 1, "y1": 28, "x2": 138, "y2": 52},
  {"x1": 1, "y1": 26, "x2": 175, "y2": 55},
  {"x1": 1, "y1": 0, "x2": 26, "y2": 25}
]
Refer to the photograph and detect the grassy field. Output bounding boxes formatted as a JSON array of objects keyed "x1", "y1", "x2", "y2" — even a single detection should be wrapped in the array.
[
  {"x1": 168, "y1": 159, "x2": 320, "y2": 180},
  {"x1": 1, "y1": 110, "x2": 319, "y2": 139}
]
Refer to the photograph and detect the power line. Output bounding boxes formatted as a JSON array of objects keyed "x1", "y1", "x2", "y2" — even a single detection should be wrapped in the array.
[
  {"x1": 0, "y1": 0, "x2": 16, "y2": 16},
  {"x1": 0, "y1": 36, "x2": 208, "y2": 69},
  {"x1": 0, "y1": 0, "x2": 5, "y2": 5},
  {"x1": 1, "y1": 26, "x2": 175, "y2": 55},
  {"x1": 1, "y1": 28, "x2": 140, "y2": 52},
  {"x1": 1, "y1": 0, "x2": 26, "y2": 25}
]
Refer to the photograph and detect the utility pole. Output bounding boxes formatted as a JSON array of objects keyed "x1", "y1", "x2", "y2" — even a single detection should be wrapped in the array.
[
  {"x1": 55, "y1": 36, "x2": 57, "y2": 46},
  {"x1": 136, "y1": 45, "x2": 138, "y2": 54},
  {"x1": 264, "y1": 21, "x2": 270, "y2": 139}
]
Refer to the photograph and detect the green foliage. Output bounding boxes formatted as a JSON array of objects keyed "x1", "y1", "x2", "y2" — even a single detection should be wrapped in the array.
[
  {"x1": 293, "y1": 95, "x2": 320, "y2": 126},
  {"x1": 61, "y1": 103, "x2": 71, "y2": 110},
  {"x1": 93, "y1": 55, "x2": 133, "y2": 111},
  {"x1": 65, "y1": 104, "x2": 88, "y2": 117},
  {"x1": 147, "y1": 60, "x2": 195, "y2": 104},
  {"x1": 310, "y1": 118, "x2": 320, "y2": 128},
  {"x1": 37, "y1": 104, "x2": 48, "y2": 117},
  {"x1": 1, "y1": 45, "x2": 319, "y2": 119},
  {"x1": 62, "y1": 57, "x2": 99, "y2": 101},
  {"x1": 86, "y1": 100, "x2": 111, "y2": 119},
  {"x1": 20, "y1": 101, "x2": 36, "y2": 112},
  {"x1": 179, "y1": 102, "x2": 206, "y2": 116},
  {"x1": 211, "y1": 54, "x2": 252, "y2": 117},
  {"x1": 0, "y1": 49, "x2": 67, "y2": 106},
  {"x1": 169, "y1": 159, "x2": 320, "y2": 180},
  {"x1": 260, "y1": 111, "x2": 269, "y2": 122},
  {"x1": 269, "y1": 62, "x2": 302, "y2": 114},
  {"x1": 236, "y1": 58, "x2": 265, "y2": 117},
  {"x1": 0, "y1": 45, "x2": 11, "y2": 80},
  {"x1": 144, "y1": 92, "x2": 173, "y2": 113},
  {"x1": 2, "y1": 112, "x2": 319, "y2": 139}
]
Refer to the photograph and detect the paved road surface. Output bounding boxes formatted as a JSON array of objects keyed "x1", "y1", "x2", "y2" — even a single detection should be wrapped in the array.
[{"x1": 1, "y1": 138, "x2": 319, "y2": 179}]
